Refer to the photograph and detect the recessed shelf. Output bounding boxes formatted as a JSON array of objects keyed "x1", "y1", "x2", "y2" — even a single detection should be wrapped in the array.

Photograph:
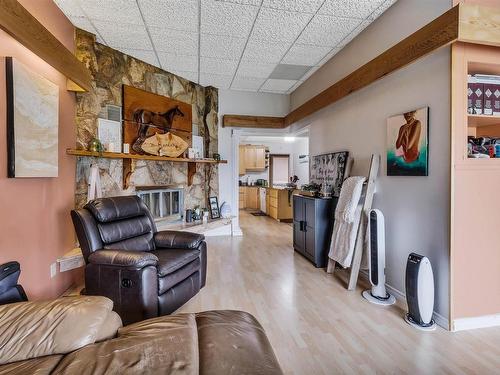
[{"x1": 467, "y1": 114, "x2": 500, "y2": 127}]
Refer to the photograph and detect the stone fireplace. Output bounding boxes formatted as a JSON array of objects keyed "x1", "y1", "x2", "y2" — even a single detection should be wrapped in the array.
[{"x1": 73, "y1": 29, "x2": 219, "y2": 210}]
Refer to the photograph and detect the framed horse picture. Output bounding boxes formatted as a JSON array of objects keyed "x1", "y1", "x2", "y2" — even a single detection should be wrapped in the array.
[{"x1": 122, "y1": 85, "x2": 192, "y2": 157}]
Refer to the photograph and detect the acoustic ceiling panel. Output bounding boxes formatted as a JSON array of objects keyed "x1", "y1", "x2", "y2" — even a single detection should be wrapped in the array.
[{"x1": 55, "y1": 0, "x2": 398, "y2": 93}]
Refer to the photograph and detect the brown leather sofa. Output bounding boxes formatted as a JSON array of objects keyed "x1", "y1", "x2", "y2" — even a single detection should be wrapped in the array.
[
  {"x1": 71, "y1": 196, "x2": 207, "y2": 325},
  {"x1": 0, "y1": 296, "x2": 283, "y2": 374}
]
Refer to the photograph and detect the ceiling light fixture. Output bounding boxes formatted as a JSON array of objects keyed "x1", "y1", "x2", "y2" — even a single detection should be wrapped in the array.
[{"x1": 284, "y1": 136, "x2": 296, "y2": 142}]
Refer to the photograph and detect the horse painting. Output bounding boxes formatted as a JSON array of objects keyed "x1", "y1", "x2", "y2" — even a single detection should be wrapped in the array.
[{"x1": 131, "y1": 106, "x2": 185, "y2": 154}]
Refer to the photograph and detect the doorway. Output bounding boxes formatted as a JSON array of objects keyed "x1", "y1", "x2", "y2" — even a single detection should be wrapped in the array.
[{"x1": 269, "y1": 154, "x2": 290, "y2": 188}]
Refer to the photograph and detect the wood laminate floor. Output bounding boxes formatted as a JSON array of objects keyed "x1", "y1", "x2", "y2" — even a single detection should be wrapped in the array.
[{"x1": 179, "y1": 211, "x2": 500, "y2": 375}]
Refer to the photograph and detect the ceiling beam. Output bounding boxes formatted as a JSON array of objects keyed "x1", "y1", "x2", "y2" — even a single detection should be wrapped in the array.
[
  {"x1": 284, "y1": 5, "x2": 461, "y2": 126},
  {"x1": 0, "y1": 0, "x2": 92, "y2": 92},
  {"x1": 223, "y1": 115, "x2": 286, "y2": 129}
]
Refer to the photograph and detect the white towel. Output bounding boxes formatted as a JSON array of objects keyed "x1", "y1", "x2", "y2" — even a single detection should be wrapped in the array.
[{"x1": 328, "y1": 176, "x2": 366, "y2": 267}]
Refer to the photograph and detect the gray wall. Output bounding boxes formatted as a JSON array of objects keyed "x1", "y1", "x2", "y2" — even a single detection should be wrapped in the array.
[{"x1": 290, "y1": 0, "x2": 452, "y2": 320}]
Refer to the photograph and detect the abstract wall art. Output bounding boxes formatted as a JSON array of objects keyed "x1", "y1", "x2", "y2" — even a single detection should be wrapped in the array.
[
  {"x1": 387, "y1": 107, "x2": 429, "y2": 176},
  {"x1": 6, "y1": 57, "x2": 59, "y2": 178}
]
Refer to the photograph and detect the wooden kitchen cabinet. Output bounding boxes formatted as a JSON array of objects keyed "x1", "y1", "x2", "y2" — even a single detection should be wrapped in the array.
[
  {"x1": 239, "y1": 146, "x2": 246, "y2": 176},
  {"x1": 239, "y1": 145, "x2": 266, "y2": 173},
  {"x1": 239, "y1": 186, "x2": 259, "y2": 210},
  {"x1": 245, "y1": 187, "x2": 259, "y2": 209},
  {"x1": 267, "y1": 188, "x2": 293, "y2": 221}
]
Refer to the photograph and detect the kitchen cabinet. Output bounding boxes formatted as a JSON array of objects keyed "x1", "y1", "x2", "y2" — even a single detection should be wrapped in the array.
[
  {"x1": 239, "y1": 186, "x2": 259, "y2": 210},
  {"x1": 293, "y1": 194, "x2": 337, "y2": 268},
  {"x1": 239, "y1": 146, "x2": 246, "y2": 176},
  {"x1": 239, "y1": 145, "x2": 267, "y2": 173},
  {"x1": 268, "y1": 188, "x2": 293, "y2": 221}
]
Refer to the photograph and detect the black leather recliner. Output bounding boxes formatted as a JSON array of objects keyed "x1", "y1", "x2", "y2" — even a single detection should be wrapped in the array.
[{"x1": 71, "y1": 195, "x2": 207, "y2": 325}]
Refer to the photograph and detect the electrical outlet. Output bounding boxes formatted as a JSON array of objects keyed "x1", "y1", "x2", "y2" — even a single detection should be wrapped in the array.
[{"x1": 50, "y1": 263, "x2": 57, "y2": 278}]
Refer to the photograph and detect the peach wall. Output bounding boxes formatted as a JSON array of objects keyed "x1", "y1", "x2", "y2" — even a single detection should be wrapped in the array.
[
  {"x1": 451, "y1": 41, "x2": 500, "y2": 321},
  {"x1": 0, "y1": 0, "x2": 81, "y2": 300}
]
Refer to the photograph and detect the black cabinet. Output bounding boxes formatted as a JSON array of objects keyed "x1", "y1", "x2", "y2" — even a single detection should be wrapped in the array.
[{"x1": 292, "y1": 194, "x2": 337, "y2": 268}]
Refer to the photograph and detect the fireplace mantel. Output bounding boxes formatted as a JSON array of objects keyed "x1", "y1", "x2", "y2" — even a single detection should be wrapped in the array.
[{"x1": 66, "y1": 148, "x2": 227, "y2": 189}]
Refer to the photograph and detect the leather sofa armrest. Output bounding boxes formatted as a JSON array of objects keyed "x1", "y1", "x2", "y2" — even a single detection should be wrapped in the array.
[
  {"x1": 88, "y1": 250, "x2": 158, "y2": 268},
  {"x1": 154, "y1": 231, "x2": 205, "y2": 249}
]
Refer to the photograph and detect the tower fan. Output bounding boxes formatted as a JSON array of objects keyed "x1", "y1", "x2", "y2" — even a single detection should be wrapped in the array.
[{"x1": 362, "y1": 209, "x2": 396, "y2": 306}]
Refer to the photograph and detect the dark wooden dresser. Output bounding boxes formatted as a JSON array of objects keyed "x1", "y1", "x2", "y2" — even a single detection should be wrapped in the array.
[{"x1": 292, "y1": 194, "x2": 337, "y2": 268}]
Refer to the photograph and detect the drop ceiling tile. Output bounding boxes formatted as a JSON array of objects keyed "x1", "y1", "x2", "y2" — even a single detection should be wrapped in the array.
[
  {"x1": 368, "y1": 0, "x2": 397, "y2": 20},
  {"x1": 262, "y1": 0, "x2": 324, "y2": 13},
  {"x1": 296, "y1": 14, "x2": 360, "y2": 46},
  {"x1": 236, "y1": 61, "x2": 277, "y2": 78},
  {"x1": 199, "y1": 73, "x2": 233, "y2": 89},
  {"x1": 120, "y1": 48, "x2": 158, "y2": 66},
  {"x1": 251, "y1": 8, "x2": 312, "y2": 42},
  {"x1": 54, "y1": 0, "x2": 83, "y2": 17},
  {"x1": 158, "y1": 53, "x2": 198, "y2": 73},
  {"x1": 200, "y1": 34, "x2": 246, "y2": 60},
  {"x1": 260, "y1": 88, "x2": 288, "y2": 94},
  {"x1": 201, "y1": 0, "x2": 259, "y2": 37},
  {"x1": 200, "y1": 57, "x2": 239, "y2": 76},
  {"x1": 138, "y1": 0, "x2": 199, "y2": 32},
  {"x1": 282, "y1": 44, "x2": 332, "y2": 66},
  {"x1": 242, "y1": 38, "x2": 291, "y2": 63},
  {"x1": 78, "y1": 0, "x2": 143, "y2": 25},
  {"x1": 299, "y1": 66, "x2": 320, "y2": 81},
  {"x1": 231, "y1": 77, "x2": 266, "y2": 91},
  {"x1": 92, "y1": 21, "x2": 152, "y2": 50},
  {"x1": 319, "y1": 0, "x2": 385, "y2": 19},
  {"x1": 337, "y1": 19, "x2": 371, "y2": 48},
  {"x1": 261, "y1": 79, "x2": 298, "y2": 91},
  {"x1": 149, "y1": 27, "x2": 198, "y2": 55},
  {"x1": 216, "y1": 0, "x2": 261, "y2": 5}
]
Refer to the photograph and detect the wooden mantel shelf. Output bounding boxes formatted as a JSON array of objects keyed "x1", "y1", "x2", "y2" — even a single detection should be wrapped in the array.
[
  {"x1": 66, "y1": 149, "x2": 227, "y2": 164},
  {"x1": 66, "y1": 149, "x2": 227, "y2": 189}
]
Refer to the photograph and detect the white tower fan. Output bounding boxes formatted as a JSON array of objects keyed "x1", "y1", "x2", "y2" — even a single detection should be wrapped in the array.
[
  {"x1": 362, "y1": 209, "x2": 396, "y2": 306},
  {"x1": 404, "y1": 253, "x2": 437, "y2": 331}
]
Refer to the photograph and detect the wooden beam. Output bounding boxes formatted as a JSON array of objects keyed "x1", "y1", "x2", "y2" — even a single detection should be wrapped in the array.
[
  {"x1": 223, "y1": 115, "x2": 286, "y2": 129},
  {"x1": 458, "y1": 3, "x2": 500, "y2": 47},
  {"x1": 0, "y1": 0, "x2": 92, "y2": 91},
  {"x1": 285, "y1": 5, "x2": 460, "y2": 126}
]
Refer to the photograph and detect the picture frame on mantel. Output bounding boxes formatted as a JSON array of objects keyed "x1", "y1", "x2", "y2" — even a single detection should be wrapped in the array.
[
  {"x1": 209, "y1": 196, "x2": 220, "y2": 219},
  {"x1": 5, "y1": 57, "x2": 59, "y2": 178}
]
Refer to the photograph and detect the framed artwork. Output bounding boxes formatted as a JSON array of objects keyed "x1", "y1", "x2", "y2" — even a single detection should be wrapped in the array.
[
  {"x1": 208, "y1": 196, "x2": 220, "y2": 219},
  {"x1": 310, "y1": 151, "x2": 349, "y2": 197},
  {"x1": 6, "y1": 57, "x2": 59, "y2": 178},
  {"x1": 387, "y1": 107, "x2": 429, "y2": 176},
  {"x1": 98, "y1": 118, "x2": 121, "y2": 152},
  {"x1": 122, "y1": 85, "x2": 192, "y2": 157}
]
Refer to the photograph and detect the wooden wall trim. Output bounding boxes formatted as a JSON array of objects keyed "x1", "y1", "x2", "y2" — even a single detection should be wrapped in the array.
[
  {"x1": 223, "y1": 114, "x2": 286, "y2": 129},
  {"x1": 0, "y1": 0, "x2": 92, "y2": 91},
  {"x1": 284, "y1": 5, "x2": 460, "y2": 126}
]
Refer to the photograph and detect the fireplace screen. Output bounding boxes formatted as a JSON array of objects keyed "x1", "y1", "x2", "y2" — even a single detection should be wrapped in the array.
[{"x1": 137, "y1": 188, "x2": 183, "y2": 221}]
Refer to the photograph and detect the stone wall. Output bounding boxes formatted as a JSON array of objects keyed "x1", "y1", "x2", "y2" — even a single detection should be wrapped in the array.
[{"x1": 73, "y1": 29, "x2": 218, "y2": 210}]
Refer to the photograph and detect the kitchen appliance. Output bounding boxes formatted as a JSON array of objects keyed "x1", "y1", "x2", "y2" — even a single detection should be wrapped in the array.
[
  {"x1": 362, "y1": 209, "x2": 396, "y2": 306},
  {"x1": 404, "y1": 253, "x2": 437, "y2": 331},
  {"x1": 259, "y1": 188, "x2": 267, "y2": 214}
]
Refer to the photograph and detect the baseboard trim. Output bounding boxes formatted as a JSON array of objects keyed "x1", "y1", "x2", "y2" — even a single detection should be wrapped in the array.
[
  {"x1": 452, "y1": 314, "x2": 500, "y2": 331},
  {"x1": 360, "y1": 271, "x2": 449, "y2": 330},
  {"x1": 232, "y1": 226, "x2": 243, "y2": 236}
]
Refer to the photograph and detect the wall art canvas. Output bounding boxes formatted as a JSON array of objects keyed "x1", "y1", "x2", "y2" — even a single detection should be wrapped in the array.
[
  {"x1": 310, "y1": 151, "x2": 349, "y2": 197},
  {"x1": 6, "y1": 57, "x2": 59, "y2": 178},
  {"x1": 122, "y1": 85, "x2": 192, "y2": 157},
  {"x1": 387, "y1": 107, "x2": 429, "y2": 176}
]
